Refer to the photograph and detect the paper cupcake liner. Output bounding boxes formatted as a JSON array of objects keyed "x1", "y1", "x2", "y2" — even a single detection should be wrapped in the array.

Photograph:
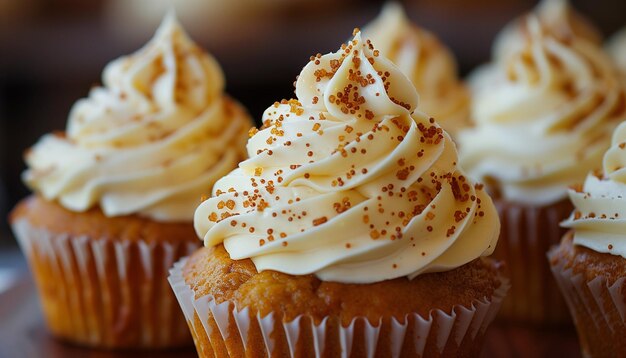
[
  {"x1": 168, "y1": 258, "x2": 509, "y2": 357},
  {"x1": 11, "y1": 218, "x2": 199, "y2": 349},
  {"x1": 549, "y1": 254, "x2": 626, "y2": 357},
  {"x1": 494, "y1": 198, "x2": 573, "y2": 324}
]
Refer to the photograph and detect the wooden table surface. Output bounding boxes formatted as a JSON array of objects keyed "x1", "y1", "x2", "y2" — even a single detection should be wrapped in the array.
[{"x1": 0, "y1": 275, "x2": 581, "y2": 358}]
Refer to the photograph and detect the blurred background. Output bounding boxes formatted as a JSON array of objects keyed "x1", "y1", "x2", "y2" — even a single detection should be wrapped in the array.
[{"x1": 0, "y1": 0, "x2": 624, "y2": 257}]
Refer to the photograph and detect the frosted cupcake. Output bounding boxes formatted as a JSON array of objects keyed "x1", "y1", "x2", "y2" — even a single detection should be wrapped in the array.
[
  {"x1": 9, "y1": 13, "x2": 252, "y2": 349},
  {"x1": 459, "y1": 13, "x2": 626, "y2": 323},
  {"x1": 169, "y1": 30, "x2": 508, "y2": 357},
  {"x1": 550, "y1": 120, "x2": 626, "y2": 356},
  {"x1": 362, "y1": 3, "x2": 470, "y2": 137}
]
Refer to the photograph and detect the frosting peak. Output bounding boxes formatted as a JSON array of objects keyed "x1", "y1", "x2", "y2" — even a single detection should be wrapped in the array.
[
  {"x1": 460, "y1": 15, "x2": 626, "y2": 205},
  {"x1": 562, "y1": 121, "x2": 626, "y2": 258},
  {"x1": 295, "y1": 32, "x2": 419, "y2": 121},
  {"x1": 195, "y1": 32, "x2": 499, "y2": 284},
  {"x1": 493, "y1": 0, "x2": 601, "y2": 61},
  {"x1": 362, "y1": 3, "x2": 470, "y2": 136},
  {"x1": 24, "y1": 13, "x2": 251, "y2": 222},
  {"x1": 68, "y1": 12, "x2": 225, "y2": 149}
]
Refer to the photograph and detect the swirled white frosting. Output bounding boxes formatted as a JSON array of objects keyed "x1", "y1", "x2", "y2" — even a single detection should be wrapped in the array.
[
  {"x1": 469, "y1": 0, "x2": 602, "y2": 95},
  {"x1": 195, "y1": 32, "x2": 499, "y2": 283},
  {"x1": 493, "y1": 0, "x2": 601, "y2": 62},
  {"x1": 23, "y1": 13, "x2": 251, "y2": 222},
  {"x1": 362, "y1": 3, "x2": 469, "y2": 137},
  {"x1": 460, "y1": 16, "x2": 626, "y2": 206},
  {"x1": 563, "y1": 121, "x2": 626, "y2": 258}
]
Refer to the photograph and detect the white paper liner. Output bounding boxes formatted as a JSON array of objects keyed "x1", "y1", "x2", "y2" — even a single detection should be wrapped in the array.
[
  {"x1": 12, "y1": 218, "x2": 199, "y2": 349},
  {"x1": 494, "y1": 199, "x2": 572, "y2": 323},
  {"x1": 169, "y1": 258, "x2": 509, "y2": 357},
  {"x1": 550, "y1": 253, "x2": 626, "y2": 357}
]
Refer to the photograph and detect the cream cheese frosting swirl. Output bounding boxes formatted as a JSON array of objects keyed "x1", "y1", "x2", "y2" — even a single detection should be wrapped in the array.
[
  {"x1": 469, "y1": 0, "x2": 602, "y2": 94},
  {"x1": 459, "y1": 16, "x2": 626, "y2": 206},
  {"x1": 492, "y1": 0, "x2": 601, "y2": 63},
  {"x1": 562, "y1": 121, "x2": 626, "y2": 258},
  {"x1": 195, "y1": 32, "x2": 499, "y2": 283},
  {"x1": 363, "y1": 3, "x2": 470, "y2": 137},
  {"x1": 23, "y1": 13, "x2": 251, "y2": 222}
]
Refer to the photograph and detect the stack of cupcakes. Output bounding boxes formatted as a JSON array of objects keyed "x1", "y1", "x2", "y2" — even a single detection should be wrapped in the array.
[
  {"x1": 10, "y1": 13, "x2": 252, "y2": 349},
  {"x1": 168, "y1": 30, "x2": 509, "y2": 357},
  {"x1": 459, "y1": 0, "x2": 626, "y2": 324}
]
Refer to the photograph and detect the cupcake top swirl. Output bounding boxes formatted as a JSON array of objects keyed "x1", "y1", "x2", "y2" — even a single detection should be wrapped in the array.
[
  {"x1": 362, "y1": 3, "x2": 470, "y2": 136},
  {"x1": 562, "y1": 121, "x2": 626, "y2": 258},
  {"x1": 195, "y1": 32, "x2": 499, "y2": 284},
  {"x1": 23, "y1": 13, "x2": 251, "y2": 222},
  {"x1": 459, "y1": 16, "x2": 626, "y2": 206},
  {"x1": 492, "y1": 0, "x2": 601, "y2": 62}
]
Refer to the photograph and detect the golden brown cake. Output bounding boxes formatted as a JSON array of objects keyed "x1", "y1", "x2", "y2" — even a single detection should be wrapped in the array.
[
  {"x1": 10, "y1": 12, "x2": 251, "y2": 349},
  {"x1": 170, "y1": 29, "x2": 508, "y2": 357},
  {"x1": 550, "y1": 232, "x2": 626, "y2": 294},
  {"x1": 12, "y1": 196, "x2": 197, "y2": 244}
]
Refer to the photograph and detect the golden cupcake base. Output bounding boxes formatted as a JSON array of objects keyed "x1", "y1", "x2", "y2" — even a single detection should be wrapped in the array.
[
  {"x1": 10, "y1": 196, "x2": 200, "y2": 349},
  {"x1": 169, "y1": 246, "x2": 509, "y2": 357},
  {"x1": 549, "y1": 231, "x2": 626, "y2": 357}
]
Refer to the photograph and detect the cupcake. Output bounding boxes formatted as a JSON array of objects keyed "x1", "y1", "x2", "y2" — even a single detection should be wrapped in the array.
[
  {"x1": 169, "y1": 30, "x2": 508, "y2": 356},
  {"x1": 459, "y1": 11, "x2": 626, "y2": 323},
  {"x1": 9, "y1": 13, "x2": 252, "y2": 349},
  {"x1": 549, "y1": 120, "x2": 626, "y2": 357},
  {"x1": 362, "y1": 3, "x2": 470, "y2": 138}
]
